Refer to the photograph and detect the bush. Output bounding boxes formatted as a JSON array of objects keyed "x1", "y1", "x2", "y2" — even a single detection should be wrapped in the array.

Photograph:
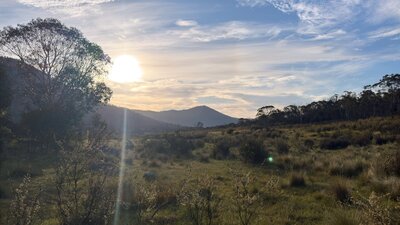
[
  {"x1": 351, "y1": 132, "x2": 372, "y2": 146},
  {"x1": 212, "y1": 139, "x2": 231, "y2": 160},
  {"x1": 320, "y1": 137, "x2": 350, "y2": 150},
  {"x1": 331, "y1": 181, "x2": 351, "y2": 204},
  {"x1": 239, "y1": 139, "x2": 267, "y2": 164},
  {"x1": 289, "y1": 173, "x2": 306, "y2": 187},
  {"x1": 275, "y1": 139, "x2": 289, "y2": 154},
  {"x1": 143, "y1": 171, "x2": 157, "y2": 182},
  {"x1": 373, "y1": 150, "x2": 400, "y2": 177},
  {"x1": 303, "y1": 139, "x2": 314, "y2": 149}
]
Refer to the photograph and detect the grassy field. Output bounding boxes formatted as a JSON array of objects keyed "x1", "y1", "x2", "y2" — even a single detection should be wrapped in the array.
[{"x1": 1, "y1": 116, "x2": 400, "y2": 224}]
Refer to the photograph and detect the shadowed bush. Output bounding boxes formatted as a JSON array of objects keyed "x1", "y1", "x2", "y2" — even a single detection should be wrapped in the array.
[
  {"x1": 275, "y1": 138, "x2": 289, "y2": 154},
  {"x1": 289, "y1": 173, "x2": 306, "y2": 187},
  {"x1": 331, "y1": 181, "x2": 351, "y2": 204},
  {"x1": 239, "y1": 139, "x2": 267, "y2": 164},
  {"x1": 320, "y1": 137, "x2": 350, "y2": 150}
]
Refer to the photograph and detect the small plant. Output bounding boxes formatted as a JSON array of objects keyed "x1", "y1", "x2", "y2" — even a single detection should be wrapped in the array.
[
  {"x1": 331, "y1": 181, "x2": 351, "y2": 204},
  {"x1": 354, "y1": 192, "x2": 392, "y2": 225},
  {"x1": 230, "y1": 171, "x2": 279, "y2": 225},
  {"x1": 7, "y1": 175, "x2": 41, "y2": 225},
  {"x1": 178, "y1": 176, "x2": 222, "y2": 225}
]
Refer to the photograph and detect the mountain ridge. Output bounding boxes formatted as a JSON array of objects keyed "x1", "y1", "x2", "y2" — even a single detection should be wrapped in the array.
[{"x1": 133, "y1": 105, "x2": 238, "y2": 127}]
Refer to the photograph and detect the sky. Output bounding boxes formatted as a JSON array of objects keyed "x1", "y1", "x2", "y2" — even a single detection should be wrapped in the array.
[{"x1": 1, "y1": 0, "x2": 400, "y2": 118}]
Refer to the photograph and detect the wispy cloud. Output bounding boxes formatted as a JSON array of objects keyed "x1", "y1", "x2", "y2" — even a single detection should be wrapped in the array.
[
  {"x1": 176, "y1": 19, "x2": 198, "y2": 27},
  {"x1": 17, "y1": 0, "x2": 114, "y2": 15},
  {"x1": 172, "y1": 21, "x2": 287, "y2": 42},
  {"x1": 369, "y1": 26, "x2": 400, "y2": 39}
]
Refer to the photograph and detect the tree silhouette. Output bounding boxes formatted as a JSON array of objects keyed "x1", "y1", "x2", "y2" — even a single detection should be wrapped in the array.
[{"x1": 0, "y1": 18, "x2": 112, "y2": 141}]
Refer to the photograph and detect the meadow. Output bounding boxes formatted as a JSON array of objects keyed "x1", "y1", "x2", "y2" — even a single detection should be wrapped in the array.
[{"x1": 1, "y1": 116, "x2": 399, "y2": 225}]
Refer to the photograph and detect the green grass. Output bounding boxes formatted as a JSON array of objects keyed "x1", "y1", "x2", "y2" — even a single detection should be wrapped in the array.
[{"x1": 1, "y1": 116, "x2": 400, "y2": 224}]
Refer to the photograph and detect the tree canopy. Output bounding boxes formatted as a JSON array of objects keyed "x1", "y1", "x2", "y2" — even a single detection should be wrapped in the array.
[
  {"x1": 0, "y1": 18, "x2": 112, "y2": 140},
  {"x1": 253, "y1": 74, "x2": 400, "y2": 126}
]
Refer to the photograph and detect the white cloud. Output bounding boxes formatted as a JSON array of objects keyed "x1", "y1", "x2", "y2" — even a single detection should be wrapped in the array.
[
  {"x1": 176, "y1": 19, "x2": 198, "y2": 27},
  {"x1": 17, "y1": 0, "x2": 114, "y2": 15},
  {"x1": 237, "y1": 0, "x2": 361, "y2": 36},
  {"x1": 369, "y1": 26, "x2": 400, "y2": 39},
  {"x1": 17, "y1": 0, "x2": 114, "y2": 8},
  {"x1": 172, "y1": 21, "x2": 286, "y2": 42},
  {"x1": 368, "y1": 0, "x2": 400, "y2": 23}
]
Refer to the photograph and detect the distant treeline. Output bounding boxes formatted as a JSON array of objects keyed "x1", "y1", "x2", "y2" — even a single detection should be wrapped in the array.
[{"x1": 244, "y1": 74, "x2": 400, "y2": 125}]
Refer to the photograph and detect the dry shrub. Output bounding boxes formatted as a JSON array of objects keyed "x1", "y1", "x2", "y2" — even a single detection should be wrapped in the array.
[
  {"x1": 7, "y1": 175, "x2": 41, "y2": 225},
  {"x1": 178, "y1": 176, "x2": 222, "y2": 225},
  {"x1": 354, "y1": 192, "x2": 393, "y2": 225},
  {"x1": 331, "y1": 181, "x2": 351, "y2": 204},
  {"x1": 372, "y1": 150, "x2": 400, "y2": 178}
]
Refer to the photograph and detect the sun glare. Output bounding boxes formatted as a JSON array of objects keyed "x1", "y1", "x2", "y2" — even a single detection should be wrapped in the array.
[{"x1": 108, "y1": 55, "x2": 143, "y2": 83}]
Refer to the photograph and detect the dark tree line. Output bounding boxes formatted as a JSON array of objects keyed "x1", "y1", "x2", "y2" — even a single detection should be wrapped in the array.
[{"x1": 253, "y1": 74, "x2": 400, "y2": 125}]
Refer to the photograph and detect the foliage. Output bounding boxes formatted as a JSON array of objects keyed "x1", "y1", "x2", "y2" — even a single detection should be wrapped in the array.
[
  {"x1": 53, "y1": 123, "x2": 116, "y2": 225},
  {"x1": 127, "y1": 181, "x2": 177, "y2": 225},
  {"x1": 212, "y1": 139, "x2": 232, "y2": 159},
  {"x1": 7, "y1": 175, "x2": 41, "y2": 225},
  {"x1": 254, "y1": 74, "x2": 400, "y2": 125},
  {"x1": 178, "y1": 176, "x2": 222, "y2": 225},
  {"x1": 239, "y1": 138, "x2": 267, "y2": 164},
  {"x1": 0, "y1": 18, "x2": 112, "y2": 142},
  {"x1": 331, "y1": 181, "x2": 351, "y2": 204},
  {"x1": 230, "y1": 171, "x2": 279, "y2": 225}
]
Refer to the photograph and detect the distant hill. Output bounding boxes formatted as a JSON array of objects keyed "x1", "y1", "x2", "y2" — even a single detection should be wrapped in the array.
[
  {"x1": 92, "y1": 105, "x2": 181, "y2": 135},
  {"x1": 134, "y1": 105, "x2": 238, "y2": 127}
]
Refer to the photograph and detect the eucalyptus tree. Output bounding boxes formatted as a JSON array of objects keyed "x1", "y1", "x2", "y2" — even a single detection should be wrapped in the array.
[{"x1": 0, "y1": 18, "x2": 112, "y2": 141}]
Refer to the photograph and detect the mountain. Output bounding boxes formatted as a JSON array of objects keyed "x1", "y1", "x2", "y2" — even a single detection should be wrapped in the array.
[
  {"x1": 134, "y1": 105, "x2": 238, "y2": 127},
  {"x1": 93, "y1": 105, "x2": 181, "y2": 135}
]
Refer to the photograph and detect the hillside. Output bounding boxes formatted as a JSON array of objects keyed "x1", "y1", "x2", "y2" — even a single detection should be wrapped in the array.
[
  {"x1": 93, "y1": 105, "x2": 181, "y2": 135},
  {"x1": 134, "y1": 105, "x2": 238, "y2": 127}
]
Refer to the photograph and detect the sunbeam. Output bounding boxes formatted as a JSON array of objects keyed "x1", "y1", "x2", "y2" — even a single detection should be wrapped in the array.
[{"x1": 113, "y1": 108, "x2": 128, "y2": 225}]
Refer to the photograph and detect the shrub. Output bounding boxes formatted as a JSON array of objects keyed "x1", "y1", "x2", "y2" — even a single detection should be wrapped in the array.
[
  {"x1": 275, "y1": 139, "x2": 289, "y2": 154},
  {"x1": 212, "y1": 139, "x2": 231, "y2": 160},
  {"x1": 331, "y1": 181, "x2": 351, "y2": 204},
  {"x1": 373, "y1": 150, "x2": 400, "y2": 177},
  {"x1": 351, "y1": 132, "x2": 372, "y2": 146},
  {"x1": 320, "y1": 137, "x2": 350, "y2": 150},
  {"x1": 303, "y1": 139, "x2": 314, "y2": 149},
  {"x1": 239, "y1": 139, "x2": 267, "y2": 164},
  {"x1": 289, "y1": 173, "x2": 306, "y2": 187},
  {"x1": 7, "y1": 176, "x2": 41, "y2": 225},
  {"x1": 143, "y1": 171, "x2": 157, "y2": 182}
]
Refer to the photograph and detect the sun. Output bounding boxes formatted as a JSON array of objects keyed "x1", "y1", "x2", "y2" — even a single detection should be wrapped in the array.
[{"x1": 108, "y1": 55, "x2": 143, "y2": 83}]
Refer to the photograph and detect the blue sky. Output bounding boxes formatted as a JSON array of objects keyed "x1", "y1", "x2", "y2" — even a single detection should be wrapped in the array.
[{"x1": 1, "y1": 0, "x2": 400, "y2": 117}]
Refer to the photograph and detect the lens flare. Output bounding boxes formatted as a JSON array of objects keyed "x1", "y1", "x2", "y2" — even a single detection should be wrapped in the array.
[{"x1": 113, "y1": 109, "x2": 128, "y2": 225}]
